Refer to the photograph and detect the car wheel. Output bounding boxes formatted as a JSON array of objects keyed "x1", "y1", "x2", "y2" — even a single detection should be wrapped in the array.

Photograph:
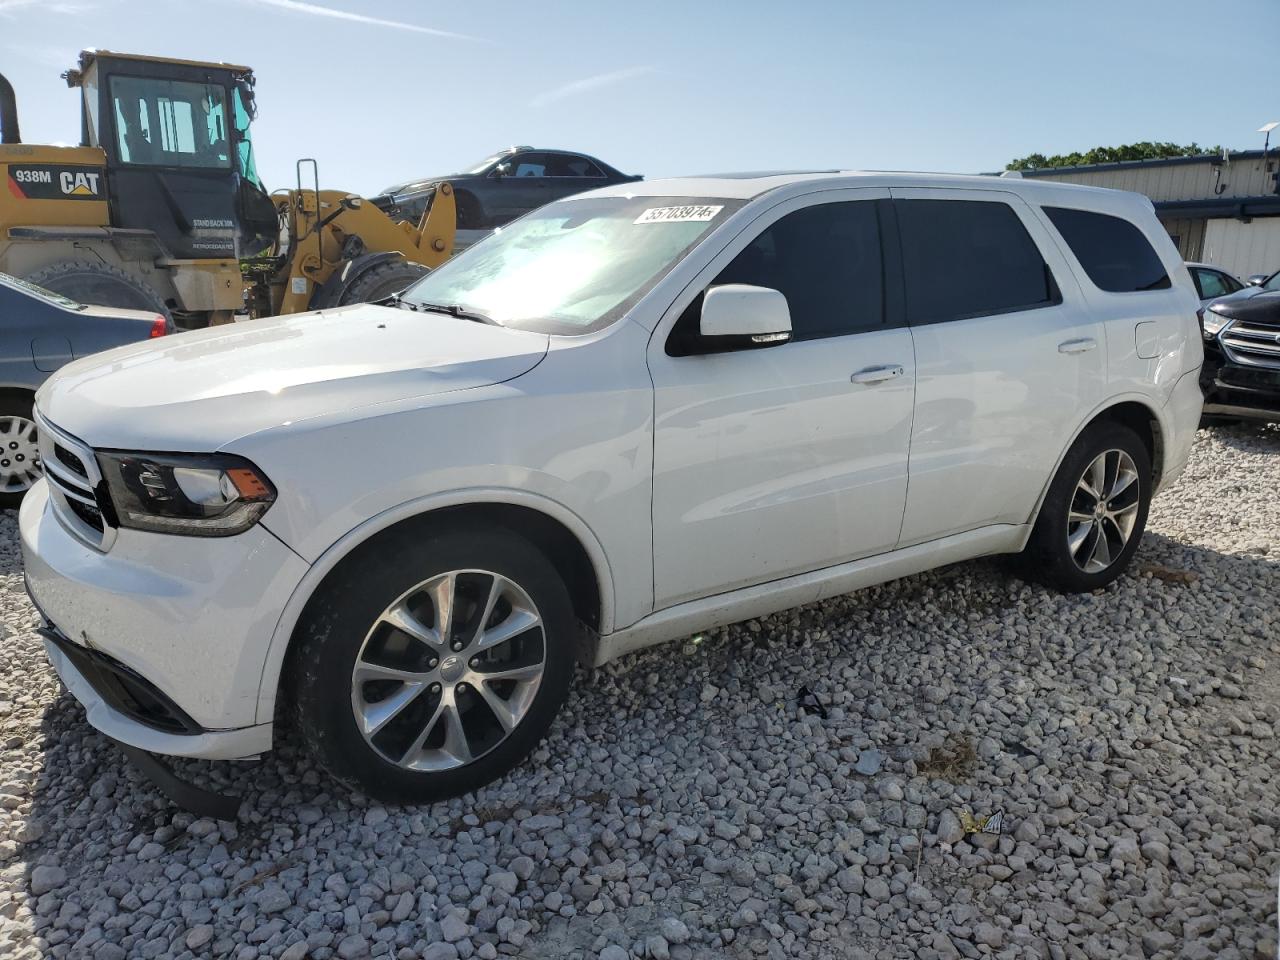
[
  {"x1": 0, "y1": 395, "x2": 40, "y2": 509},
  {"x1": 291, "y1": 525, "x2": 576, "y2": 802},
  {"x1": 1018, "y1": 421, "x2": 1151, "y2": 593}
]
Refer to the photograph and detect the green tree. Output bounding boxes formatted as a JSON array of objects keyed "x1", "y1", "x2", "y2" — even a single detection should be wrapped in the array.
[{"x1": 1007, "y1": 142, "x2": 1229, "y2": 171}]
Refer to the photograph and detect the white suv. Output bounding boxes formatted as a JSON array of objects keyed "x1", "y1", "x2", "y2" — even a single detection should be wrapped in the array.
[{"x1": 21, "y1": 172, "x2": 1204, "y2": 803}]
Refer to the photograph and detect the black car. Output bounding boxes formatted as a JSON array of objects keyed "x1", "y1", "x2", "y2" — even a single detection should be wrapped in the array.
[
  {"x1": 372, "y1": 147, "x2": 641, "y2": 231},
  {"x1": 1200, "y1": 269, "x2": 1280, "y2": 423}
]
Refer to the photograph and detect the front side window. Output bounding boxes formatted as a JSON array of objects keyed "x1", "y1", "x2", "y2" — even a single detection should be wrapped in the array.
[
  {"x1": 111, "y1": 76, "x2": 229, "y2": 168},
  {"x1": 1261, "y1": 271, "x2": 1280, "y2": 292},
  {"x1": 710, "y1": 201, "x2": 884, "y2": 341},
  {"x1": 401, "y1": 195, "x2": 741, "y2": 334},
  {"x1": 1044, "y1": 206, "x2": 1171, "y2": 293},
  {"x1": 510, "y1": 154, "x2": 550, "y2": 178},
  {"x1": 897, "y1": 199, "x2": 1057, "y2": 324}
]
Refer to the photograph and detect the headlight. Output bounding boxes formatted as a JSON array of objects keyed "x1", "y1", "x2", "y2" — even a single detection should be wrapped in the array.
[
  {"x1": 96, "y1": 451, "x2": 276, "y2": 537},
  {"x1": 1201, "y1": 308, "x2": 1233, "y2": 338}
]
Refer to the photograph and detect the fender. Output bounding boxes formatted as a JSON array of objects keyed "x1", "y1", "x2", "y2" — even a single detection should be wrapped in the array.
[
  {"x1": 1018, "y1": 391, "x2": 1169, "y2": 551},
  {"x1": 307, "y1": 251, "x2": 404, "y2": 309},
  {"x1": 253, "y1": 486, "x2": 616, "y2": 724}
]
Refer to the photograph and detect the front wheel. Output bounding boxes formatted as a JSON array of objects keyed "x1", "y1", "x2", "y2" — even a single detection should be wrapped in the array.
[
  {"x1": 291, "y1": 525, "x2": 576, "y2": 802},
  {"x1": 0, "y1": 395, "x2": 40, "y2": 508},
  {"x1": 1018, "y1": 421, "x2": 1152, "y2": 593}
]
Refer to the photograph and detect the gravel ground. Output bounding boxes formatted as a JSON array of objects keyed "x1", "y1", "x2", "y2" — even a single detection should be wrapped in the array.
[{"x1": 0, "y1": 423, "x2": 1277, "y2": 960}]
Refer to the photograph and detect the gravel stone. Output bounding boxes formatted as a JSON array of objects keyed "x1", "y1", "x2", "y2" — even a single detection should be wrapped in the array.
[{"x1": 0, "y1": 425, "x2": 1276, "y2": 958}]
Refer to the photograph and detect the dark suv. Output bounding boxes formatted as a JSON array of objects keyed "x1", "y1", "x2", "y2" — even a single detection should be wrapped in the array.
[
  {"x1": 1200, "y1": 269, "x2": 1280, "y2": 422},
  {"x1": 373, "y1": 147, "x2": 641, "y2": 231}
]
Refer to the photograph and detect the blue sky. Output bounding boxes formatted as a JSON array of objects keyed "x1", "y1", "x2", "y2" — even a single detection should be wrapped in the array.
[{"x1": 1, "y1": 0, "x2": 1276, "y2": 197}]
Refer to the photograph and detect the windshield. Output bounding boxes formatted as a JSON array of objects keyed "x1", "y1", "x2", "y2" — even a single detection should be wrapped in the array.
[
  {"x1": 466, "y1": 152, "x2": 509, "y2": 174},
  {"x1": 0, "y1": 273, "x2": 83, "y2": 310},
  {"x1": 400, "y1": 195, "x2": 742, "y2": 334}
]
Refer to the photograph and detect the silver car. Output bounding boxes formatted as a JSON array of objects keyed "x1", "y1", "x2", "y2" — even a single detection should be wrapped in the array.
[{"x1": 0, "y1": 272, "x2": 169, "y2": 505}]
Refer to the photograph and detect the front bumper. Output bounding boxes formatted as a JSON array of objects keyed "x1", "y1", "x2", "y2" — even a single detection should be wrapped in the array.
[
  {"x1": 20, "y1": 480, "x2": 309, "y2": 756},
  {"x1": 1199, "y1": 345, "x2": 1280, "y2": 423}
]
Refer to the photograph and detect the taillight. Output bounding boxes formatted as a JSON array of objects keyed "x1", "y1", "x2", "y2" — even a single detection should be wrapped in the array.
[{"x1": 148, "y1": 316, "x2": 168, "y2": 338}]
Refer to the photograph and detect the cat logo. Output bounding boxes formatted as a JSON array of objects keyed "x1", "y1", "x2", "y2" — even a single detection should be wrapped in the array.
[
  {"x1": 6, "y1": 164, "x2": 105, "y2": 201},
  {"x1": 59, "y1": 171, "x2": 100, "y2": 196}
]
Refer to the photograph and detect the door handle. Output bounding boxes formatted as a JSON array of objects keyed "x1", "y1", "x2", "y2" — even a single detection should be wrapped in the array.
[
  {"x1": 1058, "y1": 337, "x2": 1097, "y2": 355},
  {"x1": 851, "y1": 364, "x2": 905, "y2": 385}
]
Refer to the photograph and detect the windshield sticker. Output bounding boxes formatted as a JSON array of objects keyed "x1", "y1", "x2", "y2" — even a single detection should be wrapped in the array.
[{"x1": 634, "y1": 205, "x2": 724, "y2": 225}]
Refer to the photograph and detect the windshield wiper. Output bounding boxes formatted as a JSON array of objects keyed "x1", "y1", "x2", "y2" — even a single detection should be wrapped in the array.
[
  {"x1": 412, "y1": 301, "x2": 500, "y2": 325},
  {"x1": 384, "y1": 292, "x2": 418, "y2": 311}
]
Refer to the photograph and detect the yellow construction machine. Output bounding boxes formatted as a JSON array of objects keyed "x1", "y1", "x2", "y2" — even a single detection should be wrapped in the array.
[{"x1": 0, "y1": 51, "x2": 454, "y2": 328}]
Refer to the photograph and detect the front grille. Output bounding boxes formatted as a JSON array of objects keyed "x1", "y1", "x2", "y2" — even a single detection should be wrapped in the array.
[
  {"x1": 1221, "y1": 319, "x2": 1280, "y2": 371},
  {"x1": 35, "y1": 413, "x2": 114, "y2": 549}
]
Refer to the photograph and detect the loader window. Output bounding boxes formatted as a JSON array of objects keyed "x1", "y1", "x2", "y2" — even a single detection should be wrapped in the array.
[
  {"x1": 233, "y1": 86, "x2": 264, "y2": 189},
  {"x1": 110, "y1": 76, "x2": 230, "y2": 169}
]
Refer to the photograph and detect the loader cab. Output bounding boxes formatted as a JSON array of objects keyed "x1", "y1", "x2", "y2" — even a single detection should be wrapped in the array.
[{"x1": 65, "y1": 51, "x2": 275, "y2": 260}]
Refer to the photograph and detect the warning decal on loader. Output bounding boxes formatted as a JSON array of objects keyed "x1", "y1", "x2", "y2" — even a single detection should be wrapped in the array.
[{"x1": 6, "y1": 164, "x2": 105, "y2": 201}]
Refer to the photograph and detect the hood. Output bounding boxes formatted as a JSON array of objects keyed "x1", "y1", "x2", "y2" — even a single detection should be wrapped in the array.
[
  {"x1": 1206, "y1": 289, "x2": 1280, "y2": 322},
  {"x1": 36, "y1": 304, "x2": 548, "y2": 451},
  {"x1": 384, "y1": 177, "x2": 448, "y2": 199}
]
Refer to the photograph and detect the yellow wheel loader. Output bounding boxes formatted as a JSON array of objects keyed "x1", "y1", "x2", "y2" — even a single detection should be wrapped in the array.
[{"x1": 0, "y1": 51, "x2": 454, "y2": 328}]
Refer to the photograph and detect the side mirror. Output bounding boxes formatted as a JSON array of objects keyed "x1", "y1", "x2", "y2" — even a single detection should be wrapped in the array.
[
  {"x1": 1247, "y1": 274, "x2": 1268, "y2": 286},
  {"x1": 492, "y1": 163, "x2": 510, "y2": 179},
  {"x1": 700, "y1": 284, "x2": 791, "y2": 346}
]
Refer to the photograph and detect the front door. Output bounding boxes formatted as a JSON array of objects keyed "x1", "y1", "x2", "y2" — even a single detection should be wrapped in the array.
[
  {"x1": 492, "y1": 153, "x2": 555, "y2": 224},
  {"x1": 888, "y1": 189, "x2": 1107, "y2": 544},
  {"x1": 648, "y1": 191, "x2": 916, "y2": 608}
]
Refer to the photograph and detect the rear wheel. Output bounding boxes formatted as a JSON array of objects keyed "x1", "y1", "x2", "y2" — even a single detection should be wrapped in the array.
[
  {"x1": 337, "y1": 258, "x2": 430, "y2": 306},
  {"x1": 291, "y1": 525, "x2": 576, "y2": 802},
  {"x1": 0, "y1": 394, "x2": 39, "y2": 508},
  {"x1": 1018, "y1": 421, "x2": 1151, "y2": 592},
  {"x1": 24, "y1": 260, "x2": 170, "y2": 319}
]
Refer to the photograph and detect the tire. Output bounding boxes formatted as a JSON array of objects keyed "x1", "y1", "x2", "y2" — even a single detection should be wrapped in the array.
[
  {"x1": 1018, "y1": 421, "x2": 1152, "y2": 593},
  {"x1": 455, "y1": 192, "x2": 483, "y2": 230},
  {"x1": 291, "y1": 524, "x2": 576, "y2": 802},
  {"x1": 0, "y1": 394, "x2": 40, "y2": 509},
  {"x1": 24, "y1": 260, "x2": 171, "y2": 320},
  {"x1": 336, "y1": 258, "x2": 430, "y2": 306}
]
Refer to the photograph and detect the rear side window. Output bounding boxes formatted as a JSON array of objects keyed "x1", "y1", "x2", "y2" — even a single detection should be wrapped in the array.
[
  {"x1": 1044, "y1": 206, "x2": 1171, "y2": 293},
  {"x1": 895, "y1": 199, "x2": 1058, "y2": 325}
]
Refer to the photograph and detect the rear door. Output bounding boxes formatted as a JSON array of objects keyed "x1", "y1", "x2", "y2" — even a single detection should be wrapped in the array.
[
  {"x1": 648, "y1": 190, "x2": 916, "y2": 607},
  {"x1": 889, "y1": 189, "x2": 1106, "y2": 544}
]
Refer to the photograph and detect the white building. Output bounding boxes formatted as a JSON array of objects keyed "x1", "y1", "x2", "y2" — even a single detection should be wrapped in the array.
[{"x1": 1018, "y1": 150, "x2": 1280, "y2": 280}]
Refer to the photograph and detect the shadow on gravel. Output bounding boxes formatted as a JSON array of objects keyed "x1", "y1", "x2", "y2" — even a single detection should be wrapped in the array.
[
  {"x1": 0, "y1": 508, "x2": 24, "y2": 576},
  {"x1": 1200, "y1": 418, "x2": 1280, "y2": 453}
]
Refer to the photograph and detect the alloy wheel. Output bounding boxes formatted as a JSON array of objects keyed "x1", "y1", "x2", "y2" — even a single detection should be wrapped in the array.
[
  {"x1": 1067, "y1": 448, "x2": 1141, "y2": 574},
  {"x1": 0, "y1": 417, "x2": 40, "y2": 494},
  {"x1": 351, "y1": 569, "x2": 546, "y2": 772}
]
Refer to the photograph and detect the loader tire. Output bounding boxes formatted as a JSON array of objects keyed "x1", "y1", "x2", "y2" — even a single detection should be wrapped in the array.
[
  {"x1": 24, "y1": 260, "x2": 171, "y2": 320},
  {"x1": 338, "y1": 259, "x2": 430, "y2": 306}
]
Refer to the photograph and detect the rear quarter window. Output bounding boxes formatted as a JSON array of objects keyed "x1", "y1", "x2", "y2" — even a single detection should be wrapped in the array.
[{"x1": 1044, "y1": 206, "x2": 1171, "y2": 293}]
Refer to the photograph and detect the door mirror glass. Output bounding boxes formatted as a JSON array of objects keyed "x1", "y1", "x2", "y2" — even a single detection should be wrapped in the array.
[{"x1": 700, "y1": 284, "x2": 791, "y2": 345}]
